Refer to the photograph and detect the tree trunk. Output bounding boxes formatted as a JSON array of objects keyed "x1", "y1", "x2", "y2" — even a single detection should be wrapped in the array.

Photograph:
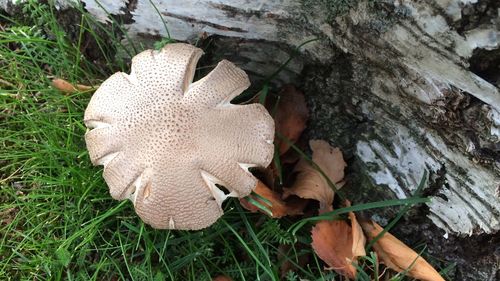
[{"x1": 4, "y1": 0, "x2": 499, "y2": 279}]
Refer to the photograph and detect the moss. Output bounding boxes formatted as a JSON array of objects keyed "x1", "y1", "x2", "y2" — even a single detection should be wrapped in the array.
[
  {"x1": 365, "y1": 0, "x2": 412, "y2": 33},
  {"x1": 299, "y1": 0, "x2": 411, "y2": 33},
  {"x1": 300, "y1": 0, "x2": 358, "y2": 21}
]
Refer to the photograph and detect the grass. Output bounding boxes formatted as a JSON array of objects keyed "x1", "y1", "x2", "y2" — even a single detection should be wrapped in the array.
[{"x1": 0, "y1": 1, "x2": 447, "y2": 280}]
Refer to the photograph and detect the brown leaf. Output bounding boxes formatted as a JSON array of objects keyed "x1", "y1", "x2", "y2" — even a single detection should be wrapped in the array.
[
  {"x1": 311, "y1": 219, "x2": 359, "y2": 279},
  {"x1": 239, "y1": 181, "x2": 303, "y2": 218},
  {"x1": 283, "y1": 140, "x2": 346, "y2": 212},
  {"x1": 349, "y1": 209, "x2": 366, "y2": 257},
  {"x1": 310, "y1": 140, "x2": 346, "y2": 184},
  {"x1": 212, "y1": 275, "x2": 232, "y2": 281},
  {"x1": 283, "y1": 159, "x2": 333, "y2": 211},
  {"x1": 52, "y1": 78, "x2": 92, "y2": 93},
  {"x1": 361, "y1": 220, "x2": 445, "y2": 281},
  {"x1": 273, "y1": 85, "x2": 309, "y2": 155}
]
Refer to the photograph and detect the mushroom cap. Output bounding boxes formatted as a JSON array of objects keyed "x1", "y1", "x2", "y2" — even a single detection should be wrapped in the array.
[{"x1": 84, "y1": 43, "x2": 274, "y2": 230}]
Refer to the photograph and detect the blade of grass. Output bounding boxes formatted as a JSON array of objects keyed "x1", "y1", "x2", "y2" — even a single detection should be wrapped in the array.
[
  {"x1": 365, "y1": 170, "x2": 428, "y2": 251},
  {"x1": 289, "y1": 197, "x2": 430, "y2": 235},
  {"x1": 221, "y1": 218, "x2": 277, "y2": 280}
]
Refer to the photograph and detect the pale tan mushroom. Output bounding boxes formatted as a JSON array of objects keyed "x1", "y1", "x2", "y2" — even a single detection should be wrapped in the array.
[{"x1": 84, "y1": 43, "x2": 274, "y2": 230}]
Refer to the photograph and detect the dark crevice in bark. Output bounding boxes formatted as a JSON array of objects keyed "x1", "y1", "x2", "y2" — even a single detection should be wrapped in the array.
[
  {"x1": 469, "y1": 47, "x2": 500, "y2": 89},
  {"x1": 161, "y1": 12, "x2": 248, "y2": 33},
  {"x1": 417, "y1": 88, "x2": 500, "y2": 169},
  {"x1": 454, "y1": 0, "x2": 500, "y2": 35},
  {"x1": 423, "y1": 165, "x2": 447, "y2": 201},
  {"x1": 395, "y1": 205, "x2": 500, "y2": 280},
  {"x1": 116, "y1": 0, "x2": 137, "y2": 25},
  {"x1": 300, "y1": 54, "x2": 360, "y2": 155},
  {"x1": 209, "y1": 2, "x2": 271, "y2": 19}
]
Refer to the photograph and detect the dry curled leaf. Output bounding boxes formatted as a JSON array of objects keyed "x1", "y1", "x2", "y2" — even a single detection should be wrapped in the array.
[
  {"x1": 349, "y1": 207, "x2": 366, "y2": 258},
  {"x1": 239, "y1": 181, "x2": 303, "y2": 218},
  {"x1": 273, "y1": 85, "x2": 308, "y2": 155},
  {"x1": 361, "y1": 220, "x2": 445, "y2": 281},
  {"x1": 283, "y1": 140, "x2": 346, "y2": 212},
  {"x1": 311, "y1": 218, "x2": 363, "y2": 279},
  {"x1": 283, "y1": 159, "x2": 333, "y2": 211},
  {"x1": 310, "y1": 140, "x2": 346, "y2": 184},
  {"x1": 52, "y1": 78, "x2": 92, "y2": 93}
]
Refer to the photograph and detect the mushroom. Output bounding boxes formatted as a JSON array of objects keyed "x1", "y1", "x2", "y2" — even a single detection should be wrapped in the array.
[{"x1": 84, "y1": 43, "x2": 274, "y2": 230}]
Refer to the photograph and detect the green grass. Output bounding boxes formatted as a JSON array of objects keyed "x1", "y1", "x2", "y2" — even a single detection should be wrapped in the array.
[{"x1": 0, "y1": 1, "x2": 447, "y2": 280}]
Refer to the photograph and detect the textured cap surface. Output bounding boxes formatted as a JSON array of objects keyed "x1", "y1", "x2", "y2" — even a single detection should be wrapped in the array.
[{"x1": 84, "y1": 43, "x2": 274, "y2": 230}]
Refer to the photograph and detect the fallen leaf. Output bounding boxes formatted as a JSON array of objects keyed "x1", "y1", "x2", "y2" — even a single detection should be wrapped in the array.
[
  {"x1": 360, "y1": 220, "x2": 445, "y2": 281},
  {"x1": 273, "y1": 85, "x2": 309, "y2": 155},
  {"x1": 283, "y1": 159, "x2": 333, "y2": 211},
  {"x1": 311, "y1": 219, "x2": 358, "y2": 279},
  {"x1": 52, "y1": 78, "x2": 92, "y2": 93},
  {"x1": 283, "y1": 140, "x2": 346, "y2": 212},
  {"x1": 212, "y1": 275, "x2": 232, "y2": 281},
  {"x1": 349, "y1": 208, "x2": 366, "y2": 258},
  {"x1": 310, "y1": 140, "x2": 346, "y2": 184},
  {"x1": 240, "y1": 181, "x2": 303, "y2": 218}
]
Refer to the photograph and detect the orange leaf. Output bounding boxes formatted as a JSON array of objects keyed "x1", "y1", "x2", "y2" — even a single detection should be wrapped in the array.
[
  {"x1": 52, "y1": 78, "x2": 92, "y2": 93},
  {"x1": 361, "y1": 220, "x2": 445, "y2": 281},
  {"x1": 239, "y1": 181, "x2": 303, "y2": 218},
  {"x1": 283, "y1": 140, "x2": 346, "y2": 212},
  {"x1": 273, "y1": 85, "x2": 308, "y2": 155},
  {"x1": 283, "y1": 159, "x2": 333, "y2": 211},
  {"x1": 310, "y1": 140, "x2": 346, "y2": 184},
  {"x1": 311, "y1": 219, "x2": 358, "y2": 279},
  {"x1": 347, "y1": 202, "x2": 366, "y2": 257}
]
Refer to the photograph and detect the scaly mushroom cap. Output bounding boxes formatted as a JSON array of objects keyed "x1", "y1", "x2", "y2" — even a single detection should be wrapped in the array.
[{"x1": 84, "y1": 43, "x2": 274, "y2": 230}]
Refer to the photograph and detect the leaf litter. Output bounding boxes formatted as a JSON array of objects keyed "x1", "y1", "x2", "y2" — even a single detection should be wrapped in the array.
[{"x1": 239, "y1": 84, "x2": 445, "y2": 280}]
